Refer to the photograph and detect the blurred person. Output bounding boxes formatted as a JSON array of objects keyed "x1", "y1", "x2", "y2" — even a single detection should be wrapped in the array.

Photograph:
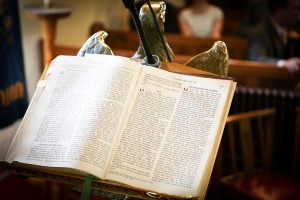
[
  {"x1": 237, "y1": 0, "x2": 270, "y2": 37},
  {"x1": 247, "y1": 0, "x2": 300, "y2": 73},
  {"x1": 178, "y1": 0, "x2": 224, "y2": 39}
]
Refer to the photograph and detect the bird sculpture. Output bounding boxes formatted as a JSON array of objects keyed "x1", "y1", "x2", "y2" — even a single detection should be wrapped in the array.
[
  {"x1": 131, "y1": 1, "x2": 175, "y2": 63},
  {"x1": 77, "y1": 30, "x2": 114, "y2": 57},
  {"x1": 184, "y1": 41, "x2": 229, "y2": 76},
  {"x1": 131, "y1": 1, "x2": 228, "y2": 76},
  {"x1": 77, "y1": 1, "x2": 229, "y2": 77}
]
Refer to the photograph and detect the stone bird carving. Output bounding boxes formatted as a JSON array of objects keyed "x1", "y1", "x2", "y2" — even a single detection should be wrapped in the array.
[
  {"x1": 184, "y1": 41, "x2": 229, "y2": 76},
  {"x1": 77, "y1": 31, "x2": 114, "y2": 57},
  {"x1": 131, "y1": 1, "x2": 175, "y2": 62}
]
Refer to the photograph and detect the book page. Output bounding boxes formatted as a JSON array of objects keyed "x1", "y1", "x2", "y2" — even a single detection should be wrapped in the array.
[
  {"x1": 106, "y1": 66, "x2": 235, "y2": 197},
  {"x1": 196, "y1": 81, "x2": 236, "y2": 199},
  {"x1": 5, "y1": 55, "x2": 142, "y2": 178}
]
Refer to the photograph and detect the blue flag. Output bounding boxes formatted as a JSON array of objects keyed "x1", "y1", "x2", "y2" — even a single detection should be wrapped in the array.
[{"x1": 0, "y1": 0, "x2": 28, "y2": 128}]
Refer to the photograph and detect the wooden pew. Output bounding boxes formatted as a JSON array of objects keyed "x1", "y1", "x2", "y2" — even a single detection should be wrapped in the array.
[
  {"x1": 53, "y1": 45, "x2": 299, "y2": 90},
  {"x1": 165, "y1": 33, "x2": 248, "y2": 60},
  {"x1": 228, "y1": 59, "x2": 300, "y2": 90},
  {"x1": 103, "y1": 30, "x2": 248, "y2": 60}
]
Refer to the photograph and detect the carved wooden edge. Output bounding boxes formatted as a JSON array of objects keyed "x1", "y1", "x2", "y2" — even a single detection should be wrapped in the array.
[{"x1": 0, "y1": 162, "x2": 200, "y2": 200}]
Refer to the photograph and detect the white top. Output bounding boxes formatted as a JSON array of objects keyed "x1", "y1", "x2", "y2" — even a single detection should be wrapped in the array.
[{"x1": 179, "y1": 5, "x2": 223, "y2": 37}]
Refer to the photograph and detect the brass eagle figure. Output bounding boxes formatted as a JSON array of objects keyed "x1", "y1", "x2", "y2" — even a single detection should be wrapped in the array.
[
  {"x1": 77, "y1": 1, "x2": 229, "y2": 77},
  {"x1": 132, "y1": 1, "x2": 228, "y2": 76},
  {"x1": 131, "y1": 1, "x2": 175, "y2": 62}
]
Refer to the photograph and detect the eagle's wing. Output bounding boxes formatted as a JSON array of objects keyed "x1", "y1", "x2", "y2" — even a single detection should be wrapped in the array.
[
  {"x1": 184, "y1": 41, "x2": 229, "y2": 76},
  {"x1": 77, "y1": 31, "x2": 114, "y2": 57}
]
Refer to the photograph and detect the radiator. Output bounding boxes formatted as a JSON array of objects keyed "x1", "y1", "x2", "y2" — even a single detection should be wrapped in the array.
[{"x1": 228, "y1": 86, "x2": 300, "y2": 176}]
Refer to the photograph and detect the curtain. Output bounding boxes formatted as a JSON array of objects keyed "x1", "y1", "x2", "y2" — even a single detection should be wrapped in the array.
[{"x1": 0, "y1": 0, "x2": 28, "y2": 128}]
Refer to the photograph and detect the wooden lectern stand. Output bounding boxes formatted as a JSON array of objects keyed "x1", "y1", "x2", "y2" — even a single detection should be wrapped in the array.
[
  {"x1": 1, "y1": 61, "x2": 215, "y2": 200},
  {"x1": 4, "y1": 3, "x2": 227, "y2": 199}
]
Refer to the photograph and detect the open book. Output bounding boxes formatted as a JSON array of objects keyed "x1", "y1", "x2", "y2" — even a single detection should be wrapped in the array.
[{"x1": 2, "y1": 55, "x2": 236, "y2": 199}]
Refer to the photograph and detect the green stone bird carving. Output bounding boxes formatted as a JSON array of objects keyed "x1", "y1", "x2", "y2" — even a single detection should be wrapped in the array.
[
  {"x1": 131, "y1": 1, "x2": 175, "y2": 62},
  {"x1": 184, "y1": 41, "x2": 229, "y2": 76}
]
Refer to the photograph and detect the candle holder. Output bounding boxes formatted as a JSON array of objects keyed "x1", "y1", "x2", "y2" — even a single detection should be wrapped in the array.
[{"x1": 24, "y1": 2, "x2": 72, "y2": 69}]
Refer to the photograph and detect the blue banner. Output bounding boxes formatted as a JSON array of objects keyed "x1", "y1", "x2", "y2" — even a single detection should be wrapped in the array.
[{"x1": 0, "y1": 0, "x2": 28, "y2": 128}]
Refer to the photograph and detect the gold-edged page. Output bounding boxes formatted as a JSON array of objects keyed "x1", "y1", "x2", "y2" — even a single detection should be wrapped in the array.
[
  {"x1": 4, "y1": 55, "x2": 143, "y2": 179},
  {"x1": 105, "y1": 65, "x2": 235, "y2": 198}
]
